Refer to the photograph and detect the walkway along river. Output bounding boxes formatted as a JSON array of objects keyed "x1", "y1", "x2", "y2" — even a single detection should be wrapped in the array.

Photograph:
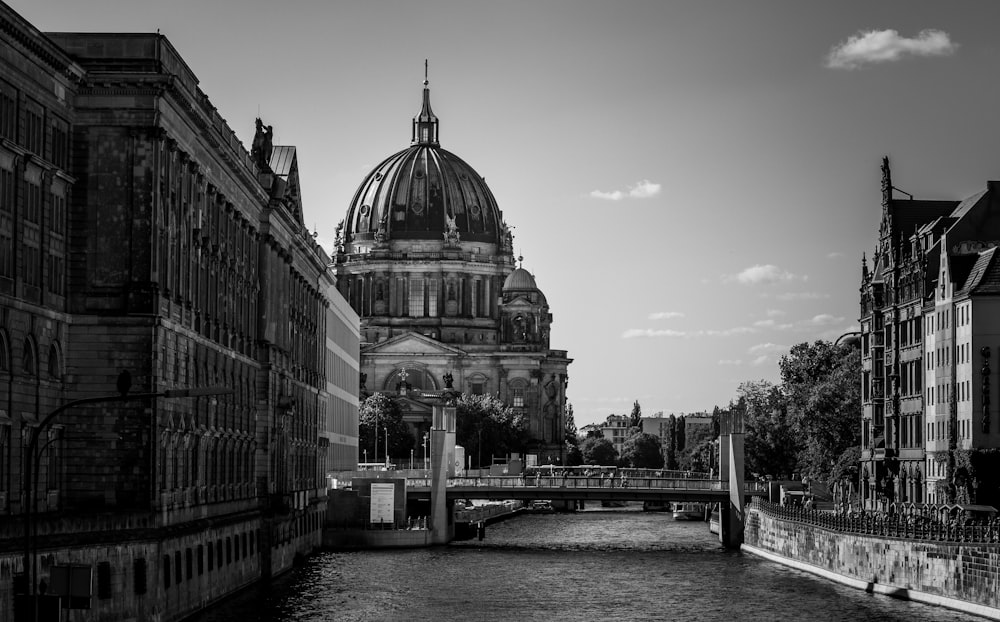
[{"x1": 185, "y1": 504, "x2": 985, "y2": 622}]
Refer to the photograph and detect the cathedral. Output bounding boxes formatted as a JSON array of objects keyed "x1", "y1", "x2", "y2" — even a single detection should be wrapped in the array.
[{"x1": 332, "y1": 73, "x2": 571, "y2": 467}]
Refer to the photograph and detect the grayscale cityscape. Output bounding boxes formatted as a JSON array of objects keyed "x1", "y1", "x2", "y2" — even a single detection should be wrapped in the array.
[{"x1": 2, "y1": 1, "x2": 1000, "y2": 620}]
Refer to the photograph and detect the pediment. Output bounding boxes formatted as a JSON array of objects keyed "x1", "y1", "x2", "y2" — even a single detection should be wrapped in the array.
[
  {"x1": 502, "y1": 296, "x2": 536, "y2": 310},
  {"x1": 363, "y1": 331, "x2": 466, "y2": 356}
]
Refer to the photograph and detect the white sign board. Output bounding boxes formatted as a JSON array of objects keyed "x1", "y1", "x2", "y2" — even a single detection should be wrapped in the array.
[{"x1": 370, "y1": 483, "x2": 395, "y2": 524}]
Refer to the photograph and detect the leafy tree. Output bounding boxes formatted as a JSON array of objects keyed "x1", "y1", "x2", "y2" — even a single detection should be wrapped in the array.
[
  {"x1": 629, "y1": 400, "x2": 642, "y2": 428},
  {"x1": 620, "y1": 432, "x2": 664, "y2": 469},
  {"x1": 455, "y1": 393, "x2": 528, "y2": 468},
  {"x1": 584, "y1": 427, "x2": 604, "y2": 440},
  {"x1": 564, "y1": 402, "x2": 579, "y2": 446},
  {"x1": 580, "y1": 436, "x2": 618, "y2": 466},
  {"x1": 779, "y1": 341, "x2": 861, "y2": 482},
  {"x1": 359, "y1": 393, "x2": 413, "y2": 462},
  {"x1": 664, "y1": 415, "x2": 679, "y2": 470},
  {"x1": 738, "y1": 380, "x2": 798, "y2": 480},
  {"x1": 564, "y1": 441, "x2": 584, "y2": 466}
]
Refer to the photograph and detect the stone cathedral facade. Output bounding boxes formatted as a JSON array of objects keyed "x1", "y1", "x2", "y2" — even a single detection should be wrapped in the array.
[{"x1": 332, "y1": 76, "x2": 571, "y2": 467}]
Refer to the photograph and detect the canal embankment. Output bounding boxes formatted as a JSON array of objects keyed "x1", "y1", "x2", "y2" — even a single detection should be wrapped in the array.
[{"x1": 742, "y1": 499, "x2": 1000, "y2": 620}]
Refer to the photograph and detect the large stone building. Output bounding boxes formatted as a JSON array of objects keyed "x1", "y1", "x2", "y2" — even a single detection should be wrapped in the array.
[
  {"x1": 332, "y1": 75, "x2": 571, "y2": 467},
  {"x1": 859, "y1": 157, "x2": 1000, "y2": 509},
  {"x1": 0, "y1": 3, "x2": 359, "y2": 620}
]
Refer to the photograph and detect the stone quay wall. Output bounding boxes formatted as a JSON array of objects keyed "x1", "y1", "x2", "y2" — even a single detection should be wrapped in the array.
[{"x1": 743, "y1": 502, "x2": 1000, "y2": 619}]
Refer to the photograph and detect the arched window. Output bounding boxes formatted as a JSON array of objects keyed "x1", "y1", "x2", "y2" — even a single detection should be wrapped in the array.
[
  {"x1": 48, "y1": 342, "x2": 62, "y2": 380},
  {"x1": 509, "y1": 379, "x2": 528, "y2": 408},
  {"x1": 22, "y1": 337, "x2": 37, "y2": 377}
]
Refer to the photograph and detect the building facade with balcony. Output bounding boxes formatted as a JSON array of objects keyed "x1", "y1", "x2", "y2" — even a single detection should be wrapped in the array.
[
  {"x1": 0, "y1": 3, "x2": 359, "y2": 620},
  {"x1": 859, "y1": 157, "x2": 1000, "y2": 509},
  {"x1": 331, "y1": 76, "x2": 570, "y2": 467}
]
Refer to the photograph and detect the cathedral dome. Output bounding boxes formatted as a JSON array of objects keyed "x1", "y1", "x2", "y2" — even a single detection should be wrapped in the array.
[
  {"x1": 503, "y1": 267, "x2": 537, "y2": 291},
  {"x1": 342, "y1": 78, "x2": 504, "y2": 247}
]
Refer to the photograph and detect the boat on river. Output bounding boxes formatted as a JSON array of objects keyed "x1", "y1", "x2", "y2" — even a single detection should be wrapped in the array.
[
  {"x1": 709, "y1": 510, "x2": 720, "y2": 534},
  {"x1": 642, "y1": 501, "x2": 670, "y2": 512},
  {"x1": 672, "y1": 502, "x2": 707, "y2": 521}
]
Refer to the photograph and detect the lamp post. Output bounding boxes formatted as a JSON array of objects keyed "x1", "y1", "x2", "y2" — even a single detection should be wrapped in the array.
[
  {"x1": 363, "y1": 449, "x2": 367, "y2": 465},
  {"x1": 410, "y1": 449, "x2": 414, "y2": 471},
  {"x1": 423, "y1": 433, "x2": 428, "y2": 471},
  {"x1": 384, "y1": 426, "x2": 389, "y2": 467},
  {"x1": 19, "y1": 374, "x2": 232, "y2": 613}
]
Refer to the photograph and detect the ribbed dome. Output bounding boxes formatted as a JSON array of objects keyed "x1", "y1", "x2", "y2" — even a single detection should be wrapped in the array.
[
  {"x1": 342, "y1": 77, "x2": 504, "y2": 246},
  {"x1": 503, "y1": 268, "x2": 537, "y2": 291},
  {"x1": 344, "y1": 145, "x2": 503, "y2": 244}
]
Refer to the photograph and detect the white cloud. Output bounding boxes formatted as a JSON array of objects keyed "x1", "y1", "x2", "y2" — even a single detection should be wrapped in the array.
[
  {"x1": 731, "y1": 264, "x2": 803, "y2": 285},
  {"x1": 589, "y1": 179, "x2": 662, "y2": 201},
  {"x1": 621, "y1": 326, "x2": 757, "y2": 339},
  {"x1": 648, "y1": 311, "x2": 684, "y2": 320},
  {"x1": 827, "y1": 251, "x2": 845, "y2": 260},
  {"x1": 748, "y1": 342, "x2": 787, "y2": 356},
  {"x1": 750, "y1": 355, "x2": 771, "y2": 367},
  {"x1": 806, "y1": 314, "x2": 844, "y2": 327},
  {"x1": 774, "y1": 292, "x2": 830, "y2": 301},
  {"x1": 718, "y1": 359, "x2": 742, "y2": 366},
  {"x1": 766, "y1": 309, "x2": 786, "y2": 318},
  {"x1": 622, "y1": 328, "x2": 686, "y2": 339},
  {"x1": 826, "y1": 29, "x2": 957, "y2": 70}
]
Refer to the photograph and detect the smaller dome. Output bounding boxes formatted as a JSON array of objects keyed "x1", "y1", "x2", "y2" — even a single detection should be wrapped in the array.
[{"x1": 503, "y1": 268, "x2": 537, "y2": 291}]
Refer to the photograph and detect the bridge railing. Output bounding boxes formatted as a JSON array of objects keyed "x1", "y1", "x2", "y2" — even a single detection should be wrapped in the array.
[
  {"x1": 751, "y1": 498, "x2": 1000, "y2": 543},
  {"x1": 403, "y1": 475, "x2": 769, "y2": 494}
]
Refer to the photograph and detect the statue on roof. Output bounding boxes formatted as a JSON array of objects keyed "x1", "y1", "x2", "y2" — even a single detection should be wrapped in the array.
[
  {"x1": 251, "y1": 118, "x2": 273, "y2": 170},
  {"x1": 444, "y1": 212, "x2": 461, "y2": 246}
]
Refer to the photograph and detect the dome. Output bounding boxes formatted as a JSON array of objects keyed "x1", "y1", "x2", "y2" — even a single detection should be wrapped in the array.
[
  {"x1": 342, "y1": 78, "x2": 504, "y2": 246},
  {"x1": 503, "y1": 267, "x2": 538, "y2": 291}
]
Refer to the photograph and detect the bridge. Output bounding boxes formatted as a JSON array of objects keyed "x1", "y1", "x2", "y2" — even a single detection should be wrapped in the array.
[{"x1": 405, "y1": 475, "x2": 767, "y2": 504}]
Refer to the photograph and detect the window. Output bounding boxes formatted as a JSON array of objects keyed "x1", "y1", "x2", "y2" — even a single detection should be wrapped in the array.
[
  {"x1": 134, "y1": 558, "x2": 147, "y2": 595},
  {"x1": 427, "y1": 279, "x2": 438, "y2": 318},
  {"x1": 512, "y1": 385, "x2": 525, "y2": 408},
  {"x1": 0, "y1": 81, "x2": 16, "y2": 140},
  {"x1": 186, "y1": 548, "x2": 193, "y2": 580},
  {"x1": 97, "y1": 562, "x2": 112, "y2": 599},
  {"x1": 408, "y1": 277, "x2": 424, "y2": 317},
  {"x1": 197, "y1": 544, "x2": 204, "y2": 575},
  {"x1": 471, "y1": 382, "x2": 484, "y2": 396},
  {"x1": 163, "y1": 555, "x2": 171, "y2": 589},
  {"x1": 22, "y1": 338, "x2": 36, "y2": 376},
  {"x1": 208, "y1": 540, "x2": 214, "y2": 571},
  {"x1": 174, "y1": 551, "x2": 181, "y2": 584},
  {"x1": 48, "y1": 343, "x2": 61, "y2": 379},
  {"x1": 24, "y1": 101, "x2": 43, "y2": 155}
]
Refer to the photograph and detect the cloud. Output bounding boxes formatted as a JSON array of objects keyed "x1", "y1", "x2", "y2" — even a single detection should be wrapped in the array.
[
  {"x1": 765, "y1": 309, "x2": 786, "y2": 318},
  {"x1": 718, "y1": 359, "x2": 742, "y2": 366},
  {"x1": 750, "y1": 355, "x2": 771, "y2": 367},
  {"x1": 748, "y1": 343, "x2": 787, "y2": 356},
  {"x1": 774, "y1": 292, "x2": 830, "y2": 301},
  {"x1": 648, "y1": 311, "x2": 684, "y2": 320},
  {"x1": 621, "y1": 326, "x2": 756, "y2": 339},
  {"x1": 826, "y1": 29, "x2": 957, "y2": 70},
  {"x1": 729, "y1": 264, "x2": 803, "y2": 285},
  {"x1": 753, "y1": 319, "x2": 793, "y2": 331},
  {"x1": 589, "y1": 179, "x2": 662, "y2": 201},
  {"x1": 827, "y1": 252, "x2": 845, "y2": 260},
  {"x1": 622, "y1": 328, "x2": 686, "y2": 339},
  {"x1": 805, "y1": 314, "x2": 844, "y2": 327}
]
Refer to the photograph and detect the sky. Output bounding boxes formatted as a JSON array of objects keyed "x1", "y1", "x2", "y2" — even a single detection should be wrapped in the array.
[{"x1": 16, "y1": 0, "x2": 1000, "y2": 428}]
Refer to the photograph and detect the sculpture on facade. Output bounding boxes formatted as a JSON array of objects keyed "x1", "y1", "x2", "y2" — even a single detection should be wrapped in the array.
[
  {"x1": 251, "y1": 118, "x2": 273, "y2": 170},
  {"x1": 444, "y1": 212, "x2": 460, "y2": 245}
]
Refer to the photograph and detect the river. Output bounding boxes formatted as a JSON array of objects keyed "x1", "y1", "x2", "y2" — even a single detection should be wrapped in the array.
[{"x1": 187, "y1": 504, "x2": 984, "y2": 622}]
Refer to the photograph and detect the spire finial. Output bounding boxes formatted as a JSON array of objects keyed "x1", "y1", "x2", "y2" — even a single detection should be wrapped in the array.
[
  {"x1": 518, "y1": 254, "x2": 524, "y2": 269},
  {"x1": 424, "y1": 59, "x2": 429, "y2": 86}
]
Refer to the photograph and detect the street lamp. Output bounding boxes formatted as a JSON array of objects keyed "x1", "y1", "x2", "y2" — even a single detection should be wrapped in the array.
[
  {"x1": 384, "y1": 426, "x2": 389, "y2": 467},
  {"x1": 423, "y1": 433, "x2": 428, "y2": 470},
  {"x1": 19, "y1": 373, "x2": 233, "y2": 611}
]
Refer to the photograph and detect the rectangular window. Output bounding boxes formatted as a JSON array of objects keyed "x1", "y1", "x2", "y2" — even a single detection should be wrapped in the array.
[
  {"x1": 134, "y1": 558, "x2": 147, "y2": 595},
  {"x1": 428, "y1": 279, "x2": 438, "y2": 318},
  {"x1": 512, "y1": 386, "x2": 525, "y2": 408},
  {"x1": 51, "y1": 116, "x2": 69, "y2": 169},
  {"x1": 0, "y1": 82, "x2": 15, "y2": 140},
  {"x1": 24, "y1": 102, "x2": 44, "y2": 155},
  {"x1": 408, "y1": 277, "x2": 424, "y2": 317},
  {"x1": 97, "y1": 562, "x2": 112, "y2": 599}
]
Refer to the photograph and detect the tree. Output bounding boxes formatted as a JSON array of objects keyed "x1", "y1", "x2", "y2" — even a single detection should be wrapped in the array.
[
  {"x1": 629, "y1": 400, "x2": 642, "y2": 429},
  {"x1": 359, "y1": 393, "x2": 413, "y2": 462},
  {"x1": 564, "y1": 402, "x2": 579, "y2": 446},
  {"x1": 620, "y1": 432, "x2": 664, "y2": 469},
  {"x1": 564, "y1": 441, "x2": 584, "y2": 466},
  {"x1": 455, "y1": 393, "x2": 528, "y2": 468},
  {"x1": 779, "y1": 341, "x2": 861, "y2": 482},
  {"x1": 738, "y1": 380, "x2": 798, "y2": 480},
  {"x1": 580, "y1": 436, "x2": 618, "y2": 466}
]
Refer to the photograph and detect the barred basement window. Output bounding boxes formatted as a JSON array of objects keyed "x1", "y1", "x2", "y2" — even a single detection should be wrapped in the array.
[{"x1": 97, "y1": 561, "x2": 111, "y2": 599}]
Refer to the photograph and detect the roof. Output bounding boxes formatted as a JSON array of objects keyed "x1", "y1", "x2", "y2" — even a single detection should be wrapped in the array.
[
  {"x1": 503, "y1": 268, "x2": 537, "y2": 291},
  {"x1": 964, "y1": 247, "x2": 1000, "y2": 295}
]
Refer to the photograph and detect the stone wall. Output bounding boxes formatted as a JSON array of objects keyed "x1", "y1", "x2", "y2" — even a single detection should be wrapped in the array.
[{"x1": 743, "y1": 505, "x2": 1000, "y2": 618}]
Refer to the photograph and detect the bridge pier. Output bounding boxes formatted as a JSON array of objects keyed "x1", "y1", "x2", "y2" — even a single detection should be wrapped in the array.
[
  {"x1": 718, "y1": 409, "x2": 745, "y2": 549},
  {"x1": 430, "y1": 402, "x2": 457, "y2": 544}
]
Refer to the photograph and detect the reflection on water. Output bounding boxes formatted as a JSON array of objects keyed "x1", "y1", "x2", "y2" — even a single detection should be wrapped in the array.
[{"x1": 187, "y1": 504, "x2": 983, "y2": 622}]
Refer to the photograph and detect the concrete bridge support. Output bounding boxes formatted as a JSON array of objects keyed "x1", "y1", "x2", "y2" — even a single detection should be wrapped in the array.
[
  {"x1": 718, "y1": 409, "x2": 745, "y2": 549},
  {"x1": 430, "y1": 402, "x2": 457, "y2": 544}
]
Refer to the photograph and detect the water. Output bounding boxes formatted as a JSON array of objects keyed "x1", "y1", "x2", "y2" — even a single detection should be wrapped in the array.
[{"x1": 189, "y1": 505, "x2": 985, "y2": 622}]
